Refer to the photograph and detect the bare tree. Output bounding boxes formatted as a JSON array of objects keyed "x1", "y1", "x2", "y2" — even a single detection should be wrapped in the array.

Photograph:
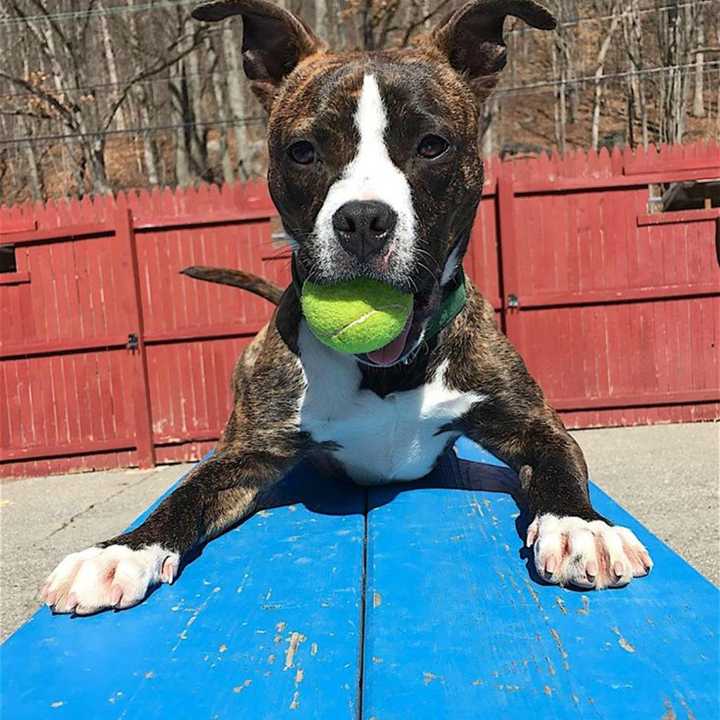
[
  {"x1": 622, "y1": 0, "x2": 649, "y2": 148},
  {"x1": 222, "y1": 20, "x2": 252, "y2": 180},
  {"x1": 1, "y1": 0, "x2": 719, "y2": 204},
  {"x1": 692, "y1": 18, "x2": 705, "y2": 118},
  {"x1": 590, "y1": 2, "x2": 623, "y2": 149},
  {"x1": 550, "y1": 0, "x2": 579, "y2": 152},
  {"x1": 1, "y1": 0, "x2": 207, "y2": 196},
  {"x1": 656, "y1": 0, "x2": 701, "y2": 144}
]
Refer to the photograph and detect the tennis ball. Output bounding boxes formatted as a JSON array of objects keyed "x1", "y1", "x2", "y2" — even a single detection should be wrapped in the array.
[{"x1": 301, "y1": 278, "x2": 413, "y2": 354}]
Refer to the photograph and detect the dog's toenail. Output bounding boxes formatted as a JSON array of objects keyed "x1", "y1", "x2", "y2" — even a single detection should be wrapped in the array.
[
  {"x1": 586, "y1": 560, "x2": 597, "y2": 579},
  {"x1": 110, "y1": 585, "x2": 123, "y2": 606}
]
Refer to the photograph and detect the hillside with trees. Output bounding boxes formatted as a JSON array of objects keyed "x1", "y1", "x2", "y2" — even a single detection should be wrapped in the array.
[{"x1": 1, "y1": 0, "x2": 718, "y2": 205}]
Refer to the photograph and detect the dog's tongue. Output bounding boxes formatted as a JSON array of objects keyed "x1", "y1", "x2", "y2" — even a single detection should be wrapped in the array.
[{"x1": 366, "y1": 313, "x2": 413, "y2": 366}]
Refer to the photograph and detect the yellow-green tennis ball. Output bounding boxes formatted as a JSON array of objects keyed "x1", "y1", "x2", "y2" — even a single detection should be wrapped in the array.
[{"x1": 301, "y1": 278, "x2": 413, "y2": 354}]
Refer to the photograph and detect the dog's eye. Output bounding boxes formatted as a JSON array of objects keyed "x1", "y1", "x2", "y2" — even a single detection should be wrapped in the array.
[
  {"x1": 417, "y1": 134, "x2": 449, "y2": 160},
  {"x1": 288, "y1": 140, "x2": 316, "y2": 165}
]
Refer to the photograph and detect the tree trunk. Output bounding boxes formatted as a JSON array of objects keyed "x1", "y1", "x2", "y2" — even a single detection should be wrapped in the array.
[
  {"x1": 692, "y1": 21, "x2": 705, "y2": 117},
  {"x1": 223, "y1": 21, "x2": 251, "y2": 180},
  {"x1": 480, "y1": 95, "x2": 497, "y2": 157},
  {"x1": 591, "y1": 7, "x2": 622, "y2": 150},
  {"x1": 315, "y1": 0, "x2": 329, "y2": 42},
  {"x1": 185, "y1": 37, "x2": 210, "y2": 180},
  {"x1": 127, "y1": 0, "x2": 161, "y2": 186},
  {"x1": 98, "y1": 1, "x2": 126, "y2": 131},
  {"x1": 206, "y1": 36, "x2": 235, "y2": 184}
]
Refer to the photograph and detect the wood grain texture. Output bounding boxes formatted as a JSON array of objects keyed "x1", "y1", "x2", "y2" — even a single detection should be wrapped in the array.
[
  {"x1": 362, "y1": 438, "x2": 719, "y2": 718},
  {"x1": 1, "y1": 458, "x2": 366, "y2": 720}
]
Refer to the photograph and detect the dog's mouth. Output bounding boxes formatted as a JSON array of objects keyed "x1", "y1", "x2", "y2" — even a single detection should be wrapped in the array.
[
  {"x1": 293, "y1": 252, "x2": 443, "y2": 368},
  {"x1": 355, "y1": 287, "x2": 439, "y2": 368}
]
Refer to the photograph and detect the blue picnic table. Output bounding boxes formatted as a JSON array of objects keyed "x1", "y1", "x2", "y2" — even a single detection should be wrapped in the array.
[{"x1": 2, "y1": 439, "x2": 718, "y2": 719}]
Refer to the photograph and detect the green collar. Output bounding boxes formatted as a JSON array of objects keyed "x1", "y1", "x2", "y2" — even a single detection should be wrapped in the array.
[{"x1": 426, "y1": 273, "x2": 467, "y2": 339}]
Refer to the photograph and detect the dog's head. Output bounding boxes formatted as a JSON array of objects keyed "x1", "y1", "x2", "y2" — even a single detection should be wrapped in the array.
[{"x1": 193, "y1": 0, "x2": 555, "y2": 365}]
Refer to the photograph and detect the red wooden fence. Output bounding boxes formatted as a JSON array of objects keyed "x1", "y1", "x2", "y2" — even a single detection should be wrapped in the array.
[{"x1": 1, "y1": 143, "x2": 718, "y2": 478}]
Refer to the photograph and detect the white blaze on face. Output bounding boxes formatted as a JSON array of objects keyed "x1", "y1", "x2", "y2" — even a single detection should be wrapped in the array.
[{"x1": 313, "y1": 73, "x2": 416, "y2": 276}]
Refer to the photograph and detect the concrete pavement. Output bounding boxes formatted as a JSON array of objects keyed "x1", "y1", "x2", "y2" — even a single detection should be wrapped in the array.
[
  {"x1": 1, "y1": 422, "x2": 718, "y2": 642},
  {"x1": 1, "y1": 463, "x2": 192, "y2": 642},
  {"x1": 570, "y1": 422, "x2": 719, "y2": 588}
]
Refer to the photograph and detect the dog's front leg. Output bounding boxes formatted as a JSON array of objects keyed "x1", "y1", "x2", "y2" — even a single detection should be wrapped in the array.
[
  {"x1": 465, "y1": 401, "x2": 652, "y2": 590},
  {"x1": 42, "y1": 449, "x2": 295, "y2": 615}
]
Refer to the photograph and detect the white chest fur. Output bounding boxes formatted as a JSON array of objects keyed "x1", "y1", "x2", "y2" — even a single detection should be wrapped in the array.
[{"x1": 298, "y1": 323, "x2": 486, "y2": 485}]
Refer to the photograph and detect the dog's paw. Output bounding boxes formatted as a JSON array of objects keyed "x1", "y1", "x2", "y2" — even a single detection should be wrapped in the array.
[
  {"x1": 526, "y1": 514, "x2": 652, "y2": 590},
  {"x1": 41, "y1": 544, "x2": 180, "y2": 615}
]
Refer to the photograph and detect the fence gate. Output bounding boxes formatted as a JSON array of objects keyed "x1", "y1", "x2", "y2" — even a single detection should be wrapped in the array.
[
  {"x1": 0, "y1": 209, "x2": 154, "y2": 473},
  {"x1": 493, "y1": 148, "x2": 720, "y2": 428}
]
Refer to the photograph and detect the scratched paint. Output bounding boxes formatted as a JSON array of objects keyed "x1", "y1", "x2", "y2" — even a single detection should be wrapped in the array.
[
  {"x1": 2, "y1": 447, "x2": 718, "y2": 718},
  {"x1": 362, "y1": 442, "x2": 720, "y2": 718},
  {"x1": 284, "y1": 632, "x2": 306, "y2": 670},
  {"x1": 1, "y1": 459, "x2": 365, "y2": 719}
]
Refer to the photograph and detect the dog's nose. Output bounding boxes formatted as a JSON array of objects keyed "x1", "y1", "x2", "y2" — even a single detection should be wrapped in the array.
[{"x1": 332, "y1": 201, "x2": 397, "y2": 262}]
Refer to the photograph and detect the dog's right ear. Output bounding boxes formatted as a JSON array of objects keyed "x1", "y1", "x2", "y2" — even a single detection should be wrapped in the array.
[{"x1": 192, "y1": 0, "x2": 324, "y2": 111}]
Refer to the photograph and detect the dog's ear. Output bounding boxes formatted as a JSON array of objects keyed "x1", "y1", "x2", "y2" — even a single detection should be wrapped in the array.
[
  {"x1": 429, "y1": 0, "x2": 556, "y2": 100},
  {"x1": 192, "y1": 0, "x2": 324, "y2": 111}
]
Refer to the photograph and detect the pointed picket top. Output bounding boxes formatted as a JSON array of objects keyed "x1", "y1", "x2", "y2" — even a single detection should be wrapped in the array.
[
  {"x1": 207, "y1": 182, "x2": 222, "y2": 202},
  {"x1": 151, "y1": 183, "x2": 166, "y2": 217},
  {"x1": 29, "y1": 199, "x2": 46, "y2": 224},
  {"x1": 610, "y1": 146, "x2": 624, "y2": 175},
  {"x1": 54, "y1": 196, "x2": 74, "y2": 228},
  {"x1": 160, "y1": 185, "x2": 177, "y2": 217},
  {"x1": 132, "y1": 186, "x2": 150, "y2": 222},
  {"x1": 218, "y1": 180, "x2": 236, "y2": 210},
  {"x1": 595, "y1": 147, "x2": 611, "y2": 177},
  {"x1": 544, "y1": 148, "x2": 559, "y2": 177},
  {"x1": 0, "y1": 203, "x2": 26, "y2": 229},
  {"x1": 77, "y1": 194, "x2": 96, "y2": 223},
  {"x1": 224, "y1": 179, "x2": 245, "y2": 211},
  {"x1": 114, "y1": 190, "x2": 131, "y2": 214},
  {"x1": 101, "y1": 193, "x2": 119, "y2": 222},
  {"x1": 483, "y1": 155, "x2": 500, "y2": 190},
  {"x1": 568, "y1": 147, "x2": 588, "y2": 178}
]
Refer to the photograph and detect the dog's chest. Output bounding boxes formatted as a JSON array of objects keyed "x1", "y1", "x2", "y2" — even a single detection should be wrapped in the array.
[{"x1": 298, "y1": 324, "x2": 484, "y2": 484}]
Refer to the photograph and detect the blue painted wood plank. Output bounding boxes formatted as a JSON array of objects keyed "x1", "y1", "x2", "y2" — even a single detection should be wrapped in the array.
[
  {"x1": 363, "y1": 438, "x2": 719, "y2": 719},
  {"x1": 1, "y1": 461, "x2": 366, "y2": 720}
]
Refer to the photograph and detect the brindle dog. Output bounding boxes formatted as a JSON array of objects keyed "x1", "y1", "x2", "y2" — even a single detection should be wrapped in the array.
[{"x1": 42, "y1": 0, "x2": 651, "y2": 616}]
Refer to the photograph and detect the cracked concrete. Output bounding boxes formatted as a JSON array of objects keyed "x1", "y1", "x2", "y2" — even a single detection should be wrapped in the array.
[{"x1": 0, "y1": 463, "x2": 191, "y2": 641}]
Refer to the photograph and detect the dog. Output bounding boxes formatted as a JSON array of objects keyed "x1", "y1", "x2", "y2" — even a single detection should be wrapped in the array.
[{"x1": 42, "y1": 0, "x2": 652, "y2": 616}]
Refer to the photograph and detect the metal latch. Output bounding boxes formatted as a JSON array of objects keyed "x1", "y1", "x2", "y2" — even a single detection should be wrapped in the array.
[{"x1": 127, "y1": 333, "x2": 139, "y2": 351}]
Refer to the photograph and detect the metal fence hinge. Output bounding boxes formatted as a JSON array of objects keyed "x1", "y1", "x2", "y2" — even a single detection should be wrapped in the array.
[
  {"x1": 127, "y1": 333, "x2": 139, "y2": 351},
  {"x1": 507, "y1": 294, "x2": 520, "y2": 309}
]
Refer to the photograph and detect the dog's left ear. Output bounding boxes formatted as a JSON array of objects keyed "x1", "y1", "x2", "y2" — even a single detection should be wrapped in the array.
[
  {"x1": 192, "y1": 0, "x2": 324, "y2": 111},
  {"x1": 430, "y1": 0, "x2": 556, "y2": 100}
]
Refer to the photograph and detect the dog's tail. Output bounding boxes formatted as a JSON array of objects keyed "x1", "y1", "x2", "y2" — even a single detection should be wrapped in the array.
[{"x1": 181, "y1": 266, "x2": 283, "y2": 306}]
